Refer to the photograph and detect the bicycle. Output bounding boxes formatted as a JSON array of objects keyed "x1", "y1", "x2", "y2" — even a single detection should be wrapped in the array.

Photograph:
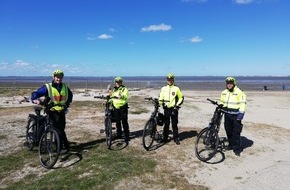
[
  {"x1": 101, "y1": 95, "x2": 116, "y2": 149},
  {"x1": 37, "y1": 100, "x2": 61, "y2": 169},
  {"x1": 195, "y1": 98, "x2": 227, "y2": 162},
  {"x1": 25, "y1": 106, "x2": 46, "y2": 150},
  {"x1": 142, "y1": 97, "x2": 165, "y2": 151}
]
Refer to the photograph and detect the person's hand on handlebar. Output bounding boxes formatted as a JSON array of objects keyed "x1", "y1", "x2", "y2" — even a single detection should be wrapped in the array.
[{"x1": 33, "y1": 99, "x2": 40, "y2": 105}]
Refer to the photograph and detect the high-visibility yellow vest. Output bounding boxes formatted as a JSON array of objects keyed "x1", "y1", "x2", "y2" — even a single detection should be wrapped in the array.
[
  {"x1": 159, "y1": 85, "x2": 184, "y2": 108},
  {"x1": 46, "y1": 83, "x2": 68, "y2": 111},
  {"x1": 220, "y1": 86, "x2": 246, "y2": 114},
  {"x1": 110, "y1": 86, "x2": 128, "y2": 109}
]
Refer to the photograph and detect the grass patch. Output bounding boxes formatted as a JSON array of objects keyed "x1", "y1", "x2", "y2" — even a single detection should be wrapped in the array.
[
  {"x1": 70, "y1": 101, "x2": 100, "y2": 108},
  {"x1": 0, "y1": 149, "x2": 36, "y2": 180},
  {"x1": 129, "y1": 107, "x2": 149, "y2": 115},
  {"x1": 0, "y1": 88, "x2": 34, "y2": 97},
  {"x1": 1, "y1": 145, "x2": 157, "y2": 189}
]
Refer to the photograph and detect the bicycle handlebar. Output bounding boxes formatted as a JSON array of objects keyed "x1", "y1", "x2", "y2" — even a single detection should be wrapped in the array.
[
  {"x1": 145, "y1": 97, "x2": 170, "y2": 103},
  {"x1": 207, "y1": 98, "x2": 218, "y2": 105},
  {"x1": 207, "y1": 98, "x2": 224, "y2": 108}
]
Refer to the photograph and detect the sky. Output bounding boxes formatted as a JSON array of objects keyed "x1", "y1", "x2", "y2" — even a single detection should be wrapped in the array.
[{"x1": 0, "y1": 0, "x2": 290, "y2": 77}]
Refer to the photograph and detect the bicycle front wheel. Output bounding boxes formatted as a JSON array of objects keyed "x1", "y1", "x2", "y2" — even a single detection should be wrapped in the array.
[
  {"x1": 38, "y1": 128, "x2": 60, "y2": 169},
  {"x1": 105, "y1": 117, "x2": 112, "y2": 149},
  {"x1": 142, "y1": 119, "x2": 156, "y2": 151},
  {"x1": 26, "y1": 118, "x2": 36, "y2": 150},
  {"x1": 195, "y1": 127, "x2": 219, "y2": 162}
]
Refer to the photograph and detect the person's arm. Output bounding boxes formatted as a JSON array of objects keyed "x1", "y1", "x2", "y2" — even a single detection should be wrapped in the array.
[
  {"x1": 176, "y1": 88, "x2": 184, "y2": 107},
  {"x1": 120, "y1": 87, "x2": 128, "y2": 101},
  {"x1": 237, "y1": 91, "x2": 246, "y2": 120},
  {"x1": 67, "y1": 87, "x2": 73, "y2": 105},
  {"x1": 31, "y1": 85, "x2": 47, "y2": 104}
]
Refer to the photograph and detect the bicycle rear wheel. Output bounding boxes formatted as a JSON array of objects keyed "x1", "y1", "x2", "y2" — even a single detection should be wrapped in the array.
[
  {"x1": 38, "y1": 127, "x2": 60, "y2": 169},
  {"x1": 195, "y1": 127, "x2": 219, "y2": 162},
  {"x1": 142, "y1": 119, "x2": 156, "y2": 150},
  {"x1": 105, "y1": 117, "x2": 112, "y2": 149},
  {"x1": 26, "y1": 118, "x2": 36, "y2": 150}
]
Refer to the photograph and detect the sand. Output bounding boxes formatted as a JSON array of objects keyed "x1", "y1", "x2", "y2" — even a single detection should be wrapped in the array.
[{"x1": 1, "y1": 89, "x2": 290, "y2": 189}]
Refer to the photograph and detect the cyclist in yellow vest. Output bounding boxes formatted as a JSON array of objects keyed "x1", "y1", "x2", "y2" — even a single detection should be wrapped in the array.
[
  {"x1": 159, "y1": 73, "x2": 184, "y2": 145},
  {"x1": 220, "y1": 77, "x2": 246, "y2": 156},
  {"x1": 109, "y1": 77, "x2": 130, "y2": 143},
  {"x1": 31, "y1": 69, "x2": 73, "y2": 153}
]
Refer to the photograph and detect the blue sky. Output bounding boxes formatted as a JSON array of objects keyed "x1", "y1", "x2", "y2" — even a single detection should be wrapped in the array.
[{"x1": 1, "y1": 0, "x2": 289, "y2": 77}]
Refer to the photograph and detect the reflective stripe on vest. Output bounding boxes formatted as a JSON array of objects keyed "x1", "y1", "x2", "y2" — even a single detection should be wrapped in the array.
[{"x1": 46, "y1": 83, "x2": 68, "y2": 111}]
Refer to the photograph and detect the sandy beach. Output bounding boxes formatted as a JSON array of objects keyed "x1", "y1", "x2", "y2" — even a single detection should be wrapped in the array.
[{"x1": 1, "y1": 88, "x2": 290, "y2": 189}]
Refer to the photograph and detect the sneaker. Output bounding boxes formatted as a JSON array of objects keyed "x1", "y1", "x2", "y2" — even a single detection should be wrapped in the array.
[
  {"x1": 174, "y1": 139, "x2": 180, "y2": 145},
  {"x1": 225, "y1": 146, "x2": 232, "y2": 151},
  {"x1": 116, "y1": 134, "x2": 122, "y2": 139},
  {"x1": 60, "y1": 149, "x2": 69, "y2": 155},
  {"x1": 234, "y1": 150, "x2": 241, "y2": 156},
  {"x1": 159, "y1": 139, "x2": 168, "y2": 143}
]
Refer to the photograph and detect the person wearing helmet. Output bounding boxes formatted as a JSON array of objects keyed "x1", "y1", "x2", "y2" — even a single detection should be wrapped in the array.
[
  {"x1": 31, "y1": 69, "x2": 73, "y2": 153},
  {"x1": 220, "y1": 77, "x2": 246, "y2": 156},
  {"x1": 158, "y1": 73, "x2": 184, "y2": 145},
  {"x1": 109, "y1": 77, "x2": 130, "y2": 143}
]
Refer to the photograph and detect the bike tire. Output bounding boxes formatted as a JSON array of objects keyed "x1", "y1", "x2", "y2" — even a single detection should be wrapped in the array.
[
  {"x1": 105, "y1": 117, "x2": 112, "y2": 149},
  {"x1": 38, "y1": 127, "x2": 60, "y2": 169},
  {"x1": 195, "y1": 127, "x2": 219, "y2": 162},
  {"x1": 142, "y1": 119, "x2": 156, "y2": 151},
  {"x1": 26, "y1": 118, "x2": 36, "y2": 150}
]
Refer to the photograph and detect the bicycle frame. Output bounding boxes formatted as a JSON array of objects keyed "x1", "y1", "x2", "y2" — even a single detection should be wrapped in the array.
[
  {"x1": 102, "y1": 95, "x2": 116, "y2": 149},
  {"x1": 142, "y1": 97, "x2": 163, "y2": 150},
  {"x1": 208, "y1": 100, "x2": 224, "y2": 132},
  {"x1": 38, "y1": 99, "x2": 61, "y2": 169},
  {"x1": 105, "y1": 96, "x2": 115, "y2": 122},
  {"x1": 26, "y1": 106, "x2": 46, "y2": 150},
  {"x1": 195, "y1": 98, "x2": 227, "y2": 162}
]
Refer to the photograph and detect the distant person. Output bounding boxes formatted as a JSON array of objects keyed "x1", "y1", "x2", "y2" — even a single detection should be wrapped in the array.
[
  {"x1": 282, "y1": 84, "x2": 286, "y2": 91},
  {"x1": 31, "y1": 69, "x2": 73, "y2": 153},
  {"x1": 110, "y1": 77, "x2": 130, "y2": 143},
  {"x1": 159, "y1": 73, "x2": 184, "y2": 145},
  {"x1": 220, "y1": 77, "x2": 246, "y2": 156}
]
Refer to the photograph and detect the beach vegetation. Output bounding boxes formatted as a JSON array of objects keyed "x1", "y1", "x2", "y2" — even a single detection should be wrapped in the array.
[{"x1": 0, "y1": 146, "x2": 157, "y2": 189}]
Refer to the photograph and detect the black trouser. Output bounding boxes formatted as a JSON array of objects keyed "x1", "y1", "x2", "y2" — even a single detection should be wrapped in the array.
[
  {"x1": 114, "y1": 104, "x2": 130, "y2": 139},
  {"x1": 224, "y1": 113, "x2": 243, "y2": 152},
  {"x1": 49, "y1": 111, "x2": 69, "y2": 149},
  {"x1": 163, "y1": 108, "x2": 179, "y2": 140}
]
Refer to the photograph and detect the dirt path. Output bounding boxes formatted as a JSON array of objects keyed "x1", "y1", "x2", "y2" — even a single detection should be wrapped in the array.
[{"x1": 1, "y1": 90, "x2": 290, "y2": 189}]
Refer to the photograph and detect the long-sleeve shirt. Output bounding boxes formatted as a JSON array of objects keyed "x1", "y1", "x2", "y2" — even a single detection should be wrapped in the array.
[
  {"x1": 31, "y1": 82, "x2": 73, "y2": 105},
  {"x1": 159, "y1": 84, "x2": 184, "y2": 108}
]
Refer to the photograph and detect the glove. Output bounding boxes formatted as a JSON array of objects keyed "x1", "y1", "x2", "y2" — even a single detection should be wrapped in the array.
[
  {"x1": 174, "y1": 106, "x2": 180, "y2": 110},
  {"x1": 237, "y1": 113, "x2": 244, "y2": 120}
]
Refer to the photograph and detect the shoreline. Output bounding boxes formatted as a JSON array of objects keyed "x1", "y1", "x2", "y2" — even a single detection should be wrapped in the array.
[{"x1": 0, "y1": 81, "x2": 289, "y2": 91}]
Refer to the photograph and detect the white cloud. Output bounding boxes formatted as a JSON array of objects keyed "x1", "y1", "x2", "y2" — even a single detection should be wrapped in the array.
[
  {"x1": 0, "y1": 62, "x2": 8, "y2": 69},
  {"x1": 141, "y1": 23, "x2": 172, "y2": 32},
  {"x1": 98, "y1": 34, "x2": 113, "y2": 40},
  {"x1": 190, "y1": 36, "x2": 203, "y2": 43},
  {"x1": 234, "y1": 0, "x2": 254, "y2": 4},
  {"x1": 14, "y1": 60, "x2": 30, "y2": 66},
  {"x1": 86, "y1": 36, "x2": 97, "y2": 41}
]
